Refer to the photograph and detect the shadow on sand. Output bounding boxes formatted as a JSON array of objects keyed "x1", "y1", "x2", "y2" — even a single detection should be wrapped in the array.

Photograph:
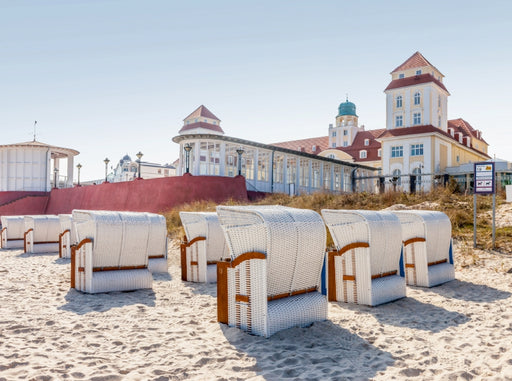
[
  {"x1": 59, "y1": 288, "x2": 156, "y2": 315},
  {"x1": 222, "y1": 320, "x2": 394, "y2": 380},
  {"x1": 428, "y1": 279, "x2": 511, "y2": 302},
  {"x1": 338, "y1": 296, "x2": 469, "y2": 333}
]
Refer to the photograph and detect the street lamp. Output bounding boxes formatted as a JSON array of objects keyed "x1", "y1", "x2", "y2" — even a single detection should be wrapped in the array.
[
  {"x1": 183, "y1": 144, "x2": 192, "y2": 174},
  {"x1": 53, "y1": 167, "x2": 59, "y2": 189},
  {"x1": 236, "y1": 147, "x2": 245, "y2": 176},
  {"x1": 76, "y1": 163, "x2": 82, "y2": 186},
  {"x1": 136, "y1": 151, "x2": 143, "y2": 179},
  {"x1": 104, "y1": 158, "x2": 110, "y2": 183}
]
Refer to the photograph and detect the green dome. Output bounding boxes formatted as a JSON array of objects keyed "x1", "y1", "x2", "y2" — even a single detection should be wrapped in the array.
[{"x1": 338, "y1": 99, "x2": 358, "y2": 117}]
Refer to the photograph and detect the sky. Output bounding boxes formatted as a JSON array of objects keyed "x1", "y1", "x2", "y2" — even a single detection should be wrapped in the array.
[{"x1": 2, "y1": 0, "x2": 511, "y2": 181}]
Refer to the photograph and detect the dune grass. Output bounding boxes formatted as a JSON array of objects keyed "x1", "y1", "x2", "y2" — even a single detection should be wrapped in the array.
[{"x1": 163, "y1": 187, "x2": 510, "y2": 254}]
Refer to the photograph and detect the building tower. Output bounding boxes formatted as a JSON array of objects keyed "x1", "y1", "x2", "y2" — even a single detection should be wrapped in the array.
[
  {"x1": 328, "y1": 98, "x2": 362, "y2": 149},
  {"x1": 384, "y1": 51, "x2": 449, "y2": 132}
]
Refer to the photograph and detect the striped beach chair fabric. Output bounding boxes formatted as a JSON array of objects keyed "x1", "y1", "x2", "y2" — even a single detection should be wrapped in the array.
[
  {"x1": 393, "y1": 210, "x2": 455, "y2": 287},
  {"x1": 71, "y1": 210, "x2": 153, "y2": 293},
  {"x1": 1, "y1": 215, "x2": 25, "y2": 249},
  {"x1": 24, "y1": 215, "x2": 61, "y2": 254},
  {"x1": 179, "y1": 212, "x2": 228, "y2": 283},
  {"x1": 321, "y1": 209, "x2": 406, "y2": 306},
  {"x1": 216, "y1": 205, "x2": 328, "y2": 337}
]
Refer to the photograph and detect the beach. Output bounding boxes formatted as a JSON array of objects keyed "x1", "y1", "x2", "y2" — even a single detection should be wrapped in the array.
[{"x1": 1, "y1": 234, "x2": 512, "y2": 380}]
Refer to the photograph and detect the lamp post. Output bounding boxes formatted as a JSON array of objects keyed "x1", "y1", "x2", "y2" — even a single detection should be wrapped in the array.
[
  {"x1": 104, "y1": 158, "x2": 110, "y2": 183},
  {"x1": 54, "y1": 167, "x2": 59, "y2": 189},
  {"x1": 236, "y1": 147, "x2": 245, "y2": 176},
  {"x1": 136, "y1": 151, "x2": 143, "y2": 179},
  {"x1": 76, "y1": 163, "x2": 82, "y2": 186},
  {"x1": 184, "y1": 144, "x2": 192, "y2": 174}
]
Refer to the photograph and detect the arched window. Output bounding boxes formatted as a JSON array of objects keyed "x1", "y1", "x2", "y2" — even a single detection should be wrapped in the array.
[
  {"x1": 414, "y1": 92, "x2": 421, "y2": 105},
  {"x1": 392, "y1": 169, "x2": 401, "y2": 186},
  {"x1": 412, "y1": 166, "x2": 422, "y2": 188},
  {"x1": 396, "y1": 95, "x2": 402, "y2": 108}
]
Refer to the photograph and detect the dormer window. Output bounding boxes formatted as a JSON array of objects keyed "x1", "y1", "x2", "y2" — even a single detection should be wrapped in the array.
[
  {"x1": 416, "y1": 70, "x2": 422, "y2": 75},
  {"x1": 364, "y1": 139, "x2": 369, "y2": 146},
  {"x1": 414, "y1": 92, "x2": 421, "y2": 105},
  {"x1": 312, "y1": 145, "x2": 316, "y2": 151},
  {"x1": 359, "y1": 150, "x2": 367, "y2": 159},
  {"x1": 378, "y1": 149, "x2": 382, "y2": 157},
  {"x1": 399, "y1": 73, "x2": 405, "y2": 79},
  {"x1": 204, "y1": 119, "x2": 207, "y2": 122},
  {"x1": 195, "y1": 118, "x2": 198, "y2": 122},
  {"x1": 213, "y1": 121, "x2": 216, "y2": 125},
  {"x1": 396, "y1": 95, "x2": 402, "y2": 108}
]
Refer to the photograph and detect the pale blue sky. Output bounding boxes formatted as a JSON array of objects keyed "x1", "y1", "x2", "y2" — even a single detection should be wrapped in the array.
[{"x1": 2, "y1": 0, "x2": 511, "y2": 180}]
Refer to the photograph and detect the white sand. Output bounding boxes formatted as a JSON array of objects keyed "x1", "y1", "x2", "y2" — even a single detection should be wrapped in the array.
[{"x1": 2, "y1": 239, "x2": 512, "y2": 380}]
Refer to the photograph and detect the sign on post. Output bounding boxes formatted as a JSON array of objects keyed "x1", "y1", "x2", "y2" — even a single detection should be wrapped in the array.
[
  {"x1": 473, "y1": 162, "x2": 496, "y2": 249},
  {"x1": 474, "y1": 162, "x2": 495, "y2": 194}
]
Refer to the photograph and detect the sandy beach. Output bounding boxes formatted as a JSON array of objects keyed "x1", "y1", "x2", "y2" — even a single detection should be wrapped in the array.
[{"x1": 2, "y1": 227, "x2": 512, "y2": 380}]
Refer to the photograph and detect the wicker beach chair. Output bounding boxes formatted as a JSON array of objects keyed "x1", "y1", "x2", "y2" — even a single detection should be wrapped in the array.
[
  {"x1": 321, "y1": 209, "x2": 406, "y2": 306},
  {"x1": 179, "y1": 212, "x2": 229, "y2": 283},
  {"x1": 58, "y1": 214, "x2": 77, "y2": 259},
  {"x1": 146, "y1": 213, "x2": 168, "y2": 274},
  {"x1": 71, "y1": 210, "x2": 153, "y2": 293},
  {"x1": 23, "y1": 215, "x2": 61, "y2": 254},
  {"x1": 216, "y1": 205, "x2": 328, "y2": 337},
  {"x1": 393, "y1": 210, "x2": 455, "y2": 287},
  {"x1": 1, "y1": 215, "x2": 26, "y2": 249}
]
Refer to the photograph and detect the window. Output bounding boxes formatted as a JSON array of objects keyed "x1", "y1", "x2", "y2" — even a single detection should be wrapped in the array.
[
  {"x1": 331, "y1": 143, "x2": 336, "y2": 148},
  {"x1": 213, "y1": 121, "x2": 216, "y2": 125},
  {"x1": 416, "y1": 70, "x2": 422, "y2": 75},
  {"x1": 364, "y1": 139, "x2": 369, "y2": 146},
  {"x1": 157, "y1": 169, "x2": 162, "y2": 174},
  {"x1": 195, "y1": 118, "x2": 198, "y2": 122},
  {"x1": 438, "y1": 116, "x2": 441, "y2": 126},
  {"x1": 411, "y1": 143, "x2": 424, "y2": 156},
  {"x1": 392, "y1": 169, "x2": 402, "y2": 185},
  {"x1": 414, "y1": 92, "x2": 421, "y2": 105},
  {"x1": 391, "y1": 146, "x2": 403, "y2": 158},
  {"x1": 327, "y1": 153, "x2": 336, "y2": 159},
  {"x1": 164, "y1": 169, "x2": 169, "y2": 175},
  {"x1": 359, "y1": 150, "x2": 367, "y2": 159},
  {"x1": 377, "y1": 149, "x2": 382, "y2": 157},
  {"x1": 399, "y1": 73, "x2": 405, "y2": 79},
  {"x1": 343, "y1": 129, "x2": 348, "y2": 136},
  {"x1": 396, "y1": 95, "x2": 402, "y2": 108},
  {"x1": 395, "y1": 115, "x2": 403, "y2": 127},
  {"x1": 438, "y1": 96, "x2": 441, "y2": 107},
  {"x1": 332, "y1": 131, "x2": 336, "y2": 137},
  {"x1": 413, "y1": 113, "x2": 421, "y2": 125},
  {"x1": 204, "y1": 119, "x2": 207, "y2": 122},
  {"x1": 343, "y1": 141, "x2": 348, "y2": 147},
  {"x1": 312, "y1": 145, "x2": 316, "y2": 151}
]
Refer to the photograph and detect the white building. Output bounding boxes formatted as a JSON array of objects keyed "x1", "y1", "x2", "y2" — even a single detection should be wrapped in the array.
[
  {"x1": 173, "y1": 105, "x2": 377, "y2": 194},
  {"x1": 0, "y1": 140, "x2": 79, "y2": 191},
  {"x1": 109, "y1": 154, "x2": 175, "y2": 182}
]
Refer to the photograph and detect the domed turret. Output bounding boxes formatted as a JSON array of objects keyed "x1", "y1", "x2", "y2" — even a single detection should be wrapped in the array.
[{"x1": 338, "y1": 98, "x2": 358, "y2": 117}]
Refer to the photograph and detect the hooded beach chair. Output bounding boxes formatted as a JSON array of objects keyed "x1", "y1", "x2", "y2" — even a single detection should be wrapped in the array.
[
  {"x1": 216, "y1": 205, "x2": 327, "y2": 337},
  {"x1": 71, "y1": 210, "x2": 153, "y2": 293},
  {"x1": 392, "y1": 210, "x2": 454, "y2": 287},
  {"x1": 58, "y1": 214, "x2": 77, "y2": 259},
  {"x1": 1, "y1": 215, "x2": 26, "y2": 249},
  {"x1": 179, "y1": 212, "x2": 229, "y2": 283},
  {"x1": 146, "y1": 213, "x2": 168, "y2": 274},
  {"x1": 321, "y1": 209, "x2": 406, "y2": 306},
  {"x1": 24, "y1": 215, "x2": 61, "y2": 254}
]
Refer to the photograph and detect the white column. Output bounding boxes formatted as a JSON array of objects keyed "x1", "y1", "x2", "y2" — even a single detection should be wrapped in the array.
[
  {"x1": 67, "y1": 155, "x2": 74, "y2": 187},
  {"x1": 219, "y1": 143, "x2": 226, "y2": 176},
  {"x1": 193, "y1": 142, "x2": 200, "y2": 175}
]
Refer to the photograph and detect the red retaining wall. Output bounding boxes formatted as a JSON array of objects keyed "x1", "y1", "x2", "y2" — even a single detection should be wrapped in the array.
[
  {"x1": 0, "y1": 195, "x2": 49, "y2": 217},
  {"x1": 44, "y1": 174, "x2": 248, "y2": 215},
  {"x1": 0, "y1": 191, "x2": 48, "y2": 206}
]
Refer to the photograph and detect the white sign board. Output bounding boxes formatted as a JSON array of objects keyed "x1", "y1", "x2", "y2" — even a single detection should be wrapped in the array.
[{"x1": 474, "y1": 162, "x2": 495, "y2": 194}]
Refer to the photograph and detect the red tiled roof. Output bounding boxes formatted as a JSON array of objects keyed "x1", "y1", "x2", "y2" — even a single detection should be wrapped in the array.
[
  {"x1": 378, "y1": 125, "x2": 490, "y2": 158},
  {"x1": 385, "y1": 73, "x2": 449, "y2": 93},
  {"x1": 178, "y1": 121, "x2": 225, "y2": 134},
  {"x1": 448, "y1": 118, "x2": 488, "y2": 144},
  {"x1": 335, "y1": 129, "x2": 384, "y2": 162},
  {"x1": 391, "y1": 51, "x2": 442, "y2": 75},
  {"x1": 183, "y1": 105, "x2": 220, "y2": 122},
  {"x1": 271, "y1": 136, "x2": 329, "y2": 155}
]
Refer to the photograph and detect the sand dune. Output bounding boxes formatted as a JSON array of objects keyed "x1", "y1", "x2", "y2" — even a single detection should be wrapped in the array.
[{"x1": 1, "y1": 239, "x2": 512, "y2": 380}]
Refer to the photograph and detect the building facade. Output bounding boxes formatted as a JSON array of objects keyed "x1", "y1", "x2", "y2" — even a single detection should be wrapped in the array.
[
  {"x1": 173, "y1": 106, "x2": 377, "y2": 195},
  {"x1": 109, "y1": 154, "x2": 175, "y2": 183}
]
